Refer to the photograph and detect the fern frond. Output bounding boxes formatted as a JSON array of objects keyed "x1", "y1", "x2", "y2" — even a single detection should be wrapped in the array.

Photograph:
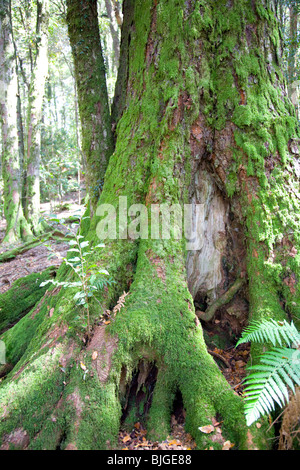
[
  {"x1": 243, "y1": 347, "x2": 300, "y2": 426},
  {"x1": 236, "y1": 319, "x2": 300, "y2": 348}
]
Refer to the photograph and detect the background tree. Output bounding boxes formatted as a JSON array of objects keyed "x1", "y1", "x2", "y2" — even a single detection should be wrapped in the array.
[{"x1": 66, "y1": 0, "x2": 114, "y2": 212}]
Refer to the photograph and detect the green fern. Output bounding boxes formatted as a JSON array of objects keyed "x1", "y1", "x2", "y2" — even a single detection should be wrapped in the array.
[
  {"x1": 236, "y1": 319, "x2": 299, "y2": 348},
  {"x1": 236, "y1": 320, "x2": 300, "y2": 426}
]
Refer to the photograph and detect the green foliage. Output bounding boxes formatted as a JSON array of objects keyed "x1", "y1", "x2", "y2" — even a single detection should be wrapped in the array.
[{"x1": 237, "y1": 320, "x2": 300, "y2": 426}]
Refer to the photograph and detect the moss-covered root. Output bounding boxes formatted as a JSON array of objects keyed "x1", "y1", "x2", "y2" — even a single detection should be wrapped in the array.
[
  {"x1": 0, "y1": 331, "x2": 121, "y2": 450},
  {"x1": 147, "y1": 340, "x2": 269, "y2": 450},
  {"x1": 0, "y1": 316, "x2": 269, "y2": 450},
  {"x1": 101, "y1": 240, "x2": 271, "y2": 450},
  {"x1": 0, "y1": 267, "x2": 57, "y2": 334},
  {"x1": 0, "y1": 243, "x2": 270, "y2": 450}
]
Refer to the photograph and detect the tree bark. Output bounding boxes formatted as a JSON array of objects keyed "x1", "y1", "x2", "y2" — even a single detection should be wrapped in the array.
[
  {"x1": 287, "y1": 3, "x2": 298, "y2": 119},
  {"x1": 0, "y1": 0, "x2": 32, "y2": 244},
  {"x1": 0, "y1": 0, "x2": 299, "y2": 450},
  {"x1": 66, "y1": 0, "x2": 114, "y2": 212},
  {"x1": 24, "y1": 0, "x2": 49, "y2": 235}
]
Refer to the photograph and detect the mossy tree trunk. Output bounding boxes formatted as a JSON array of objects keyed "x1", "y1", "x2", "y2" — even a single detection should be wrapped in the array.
[
  {"x1": 287, "y1": 2, "x2": 299, "y2": 119},
  {"x1": 0, "y1": 0, "x2": 299, "y2": 450},
  {"x1": 0, "y1": 0, "x2": 32, "y2": 244},
  {"x1": 104, "y1": 0, "x2": 121, "y2": 75},
  {"x1": 66, "y1": 0, "x2": 114, "y2": 212},
  {"x1": 24, "y1": 0, "x2": 49, "y2": 235}
]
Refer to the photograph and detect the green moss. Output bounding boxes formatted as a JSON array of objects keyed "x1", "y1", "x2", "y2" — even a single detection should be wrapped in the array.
[{"x1": 0, "y1": 345, "x2": 65, "y2": 444}]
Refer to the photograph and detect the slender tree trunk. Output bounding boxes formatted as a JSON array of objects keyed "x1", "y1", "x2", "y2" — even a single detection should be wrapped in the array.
[
  {"x1": 73, "y1": 79, "x2": 83, "y2": 205},
  {"x1": 0, "y1": 0, "x2": 299, "y2": 451},
  {"x1": 25, "y1": 0, "x2": 49, "y2": 234},
  {"x1": 288, "y1": 3, "x2": 298, "y2": 84},
  {"x1": 0, "y1": 0, "x2": 32, "y2": 244},
  {"x1": 66, "y1": 0, "x2": 114, "y2": 213}
]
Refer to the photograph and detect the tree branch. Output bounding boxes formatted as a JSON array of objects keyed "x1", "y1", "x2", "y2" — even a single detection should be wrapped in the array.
[{"x1": 197, "y1": 277, "x2": 246, "y2": 323}]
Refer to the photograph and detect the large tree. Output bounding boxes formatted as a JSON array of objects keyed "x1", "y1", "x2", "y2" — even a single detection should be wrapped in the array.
[{"x1": 0, "y1": 0, "x2": 299, "y2": 450}]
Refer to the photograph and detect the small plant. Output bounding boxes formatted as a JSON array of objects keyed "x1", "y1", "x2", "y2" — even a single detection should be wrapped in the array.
[
  {"x1": 236, "y1": 319, "x2": 300, "y2": 426},
  {"x1": 40, "y1": 216, "x2": 113, "y2": 338}
]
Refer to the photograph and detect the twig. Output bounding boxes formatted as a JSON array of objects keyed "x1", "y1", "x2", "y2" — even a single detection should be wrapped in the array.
[{"x1": 208, "y1": 349, "x2": 231, "y2": 369}]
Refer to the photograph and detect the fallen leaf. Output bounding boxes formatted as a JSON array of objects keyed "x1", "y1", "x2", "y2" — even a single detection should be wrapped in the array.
[
  {"x1": 256, "y1": 423, "x2": 261, "y2": 429},
  {"x1": 122, "y1": 435, "x2": 130, "y2": 443},
  {"x1": 49, "y1": 308, "x2": 54, "y2": 317},
  {"x1": 168, "y1": 439, "x2": 180, "y2": 446},
  {"x1": 80, "y1": 362, "x2": 87, "y2": 371},
  {"x1": 92, "y1": 351, "x2": 98, "y2": 360},
  {"x1": 199, "y1": 425, "x2": 215, "y2": 434}
]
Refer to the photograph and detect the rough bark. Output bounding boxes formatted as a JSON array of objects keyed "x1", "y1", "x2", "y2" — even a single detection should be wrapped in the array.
[
  {"x1": 24, "y1": 0, "x2": 49, "y2": 234},
  {"x1": 287, "y1": 3, "x2": 298, "y2": 119},
  {"x1": 288, "y1": 3, "x2": 298, "y2": 84},
  {"x1": 0, "y1": 0, "x2": 299, "y2": 451},
  {"x1": 0, "y1": 267, "x2": 57, "y2": 334},
  {"x1": 0, "y1": 0, "x2": 32, "y2": 244},
  {"x1": 66, "y1": 0, "x2": 114, "y2": 212}
]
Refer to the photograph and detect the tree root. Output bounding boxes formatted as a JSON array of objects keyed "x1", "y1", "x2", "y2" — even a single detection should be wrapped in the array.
[
  {"x1": 0, "y1": 243, "x2": 270, "y2": 450},
  {"x1": 197, "y1": 277, "x2": 246, "y2": 323},
  {"x1": 0, "y1": 267, "x2": 57, "y2": 334}
]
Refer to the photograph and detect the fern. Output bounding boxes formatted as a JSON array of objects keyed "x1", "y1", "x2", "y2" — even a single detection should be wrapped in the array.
[{"x1": 237, "y1": 320, "x2": 300, "y2": 426}]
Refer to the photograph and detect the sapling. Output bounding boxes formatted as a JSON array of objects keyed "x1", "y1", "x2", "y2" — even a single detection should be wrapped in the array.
[{"x1": 40, "y1": 215, "x2": 113, "y2": 339}]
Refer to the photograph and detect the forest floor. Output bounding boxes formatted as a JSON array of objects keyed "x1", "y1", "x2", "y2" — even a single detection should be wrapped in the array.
[
  {"x1": 0, "y1": 192, "x2": 83, "y2": 293},
  {"x1": 0, "y1": 192, "x2": 252, "y2": 451}
]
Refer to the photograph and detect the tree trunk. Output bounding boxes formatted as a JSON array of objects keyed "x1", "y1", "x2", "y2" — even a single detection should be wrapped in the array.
[
  {"x1": 66, "y1": 0, "x2": 114, "y2": 212},
  {"x1": 0, "y1": 0, "x2": 32, "y2": 244},
  {"x1": 24, "y1": 0, "x2": 49, "y2": 234},
  {"x1": 0, "y1": 0, "x2": 299, "y2": 450},
  {"x1": 287, "y1": 4, "x2": 298, "y2": 119},
  {"x1": 104, "y1": 0, "x2": 121, "y2": 72}
]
